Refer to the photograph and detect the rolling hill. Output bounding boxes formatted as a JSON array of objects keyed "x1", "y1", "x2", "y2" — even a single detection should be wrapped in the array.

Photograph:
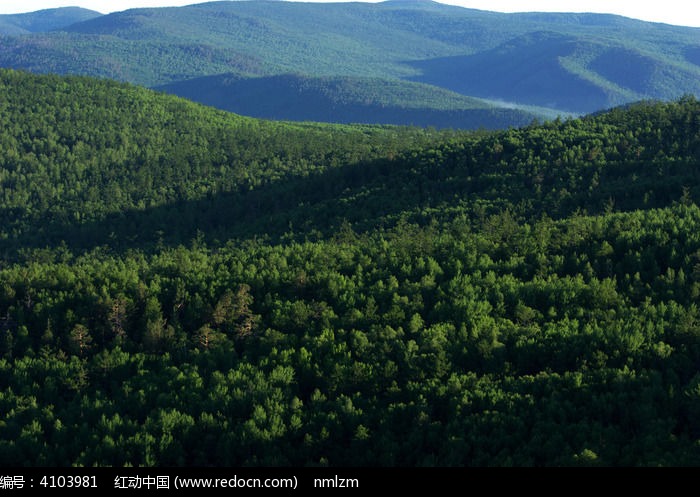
[
  {"x1": 2, "y1": 69, "x2": 700, "y2": 466},
  {"x1": 0, "y1": 1, "x2": 698, "y2": 127}
]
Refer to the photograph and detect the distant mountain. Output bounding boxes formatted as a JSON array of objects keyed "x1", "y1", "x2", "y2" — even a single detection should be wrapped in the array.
[
  {"x1": 156, "y1": 73, "x2": 544, "y2": 129},
  {"x1": 408, "y1": 30, "x2": 700, "y2": 112},
  {"x1": 0, "y1": 7, "x2": 101, "y2": 35},
  {"x1": 0, "y1": 1, "x2": 698, "y2": 123}
]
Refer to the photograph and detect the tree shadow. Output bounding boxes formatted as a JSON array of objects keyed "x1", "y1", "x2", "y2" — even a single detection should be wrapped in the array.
[{"x1": 1, "y1": 154, "x2": 434, "y2": 260}]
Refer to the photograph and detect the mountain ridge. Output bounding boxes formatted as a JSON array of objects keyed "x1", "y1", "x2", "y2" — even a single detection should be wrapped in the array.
[
  {"x1": 0, "y1": 1, "x2": 698, "y2": 125},
  {"x1": 0, "y1": 7, "x2": 101, "y2": 35}
]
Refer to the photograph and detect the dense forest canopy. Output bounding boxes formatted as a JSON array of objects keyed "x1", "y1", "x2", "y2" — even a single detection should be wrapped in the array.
[{"x1": 1, "y1": 69, "x2": 700, "y2": 466}]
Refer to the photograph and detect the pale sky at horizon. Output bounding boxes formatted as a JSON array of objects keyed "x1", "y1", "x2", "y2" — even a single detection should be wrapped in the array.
[{"x1": 0, "y1": 0, "x2": 698, "y2": 28}]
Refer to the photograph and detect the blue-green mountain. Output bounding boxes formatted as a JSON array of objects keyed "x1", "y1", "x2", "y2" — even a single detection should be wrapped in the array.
[
  {"x1": 0, "y1": 7, "x2": 101, "y2": 35},
  {"x1": 155, "y1": 73, "x2": 542, "y2": 129},
  {"x1": 0, "y1": 1, "x2": 698, "y2": 126}
]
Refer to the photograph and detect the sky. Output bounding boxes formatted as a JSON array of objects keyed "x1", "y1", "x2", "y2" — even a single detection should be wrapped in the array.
[{"x1": 0, "y1": 0, "x2": 698, "y2": 28}]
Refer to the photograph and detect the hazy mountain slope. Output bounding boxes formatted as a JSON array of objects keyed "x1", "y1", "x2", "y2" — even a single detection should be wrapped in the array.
[
  {"x1": 408, "y1": 31, "x2": 609, "y2": 112},
  {"x1": 0, "y1": 1, "x2": 699, "y2": 121},
  {"x1": 3, "y1": 70, "x2": 700, "y2": 467},
  {"x1": 156, "y1": 73, "x2": 544, "y2": 129},
  {"x1": 409, "y1": 31, "x2": 700, "y2": 113},
  {"x1": 57, "y1": 1, "x2": 466, "y2": 80},
  {"x1": 0, "y1": 7, "x2": 101, "y2": 35}
]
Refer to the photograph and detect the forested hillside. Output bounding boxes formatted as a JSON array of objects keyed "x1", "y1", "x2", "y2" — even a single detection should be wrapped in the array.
[{"x1": 2, "y1": 69, "x2": 700, "y2": 466}]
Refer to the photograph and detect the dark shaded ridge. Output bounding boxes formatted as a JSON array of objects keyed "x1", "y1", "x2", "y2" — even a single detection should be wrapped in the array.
[
  {"x1": 590, "y1": 47, "x2": 660, "y2": 94},
  {"x1": 686, "y1": 46, "x2": 700, "y2": 67},
  {"x1": 156, "y1": 73, "x2": 541, "y2": 129},
  {"x1": 408, "y1": 32, "x2": 609, "y2": 113},
  {"x1": 4, "y1": 98, "x2": 700, "y2": 262}
]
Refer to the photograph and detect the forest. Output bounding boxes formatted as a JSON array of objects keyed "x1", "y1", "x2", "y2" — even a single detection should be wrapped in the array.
[{"x1": 1, "y1": 68, "x2": 700, "y2": 466}]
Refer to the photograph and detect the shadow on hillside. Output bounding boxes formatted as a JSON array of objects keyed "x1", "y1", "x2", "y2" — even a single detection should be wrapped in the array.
[
  {"x1": 3, "y1": 112, "x2": 693, "y2": 262},
  {"x1": 405, "y1": 31, "x2": 609, "y2": 114},
  {"x1": 685, "y1": 46, "x2": 700, "y2": 68},
  {"x1": 0, "y1": 154, "x2": 439, "y2": 260},
  {"x1": 156, "y1": 73, "x2": 538, "y2": 130}
]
